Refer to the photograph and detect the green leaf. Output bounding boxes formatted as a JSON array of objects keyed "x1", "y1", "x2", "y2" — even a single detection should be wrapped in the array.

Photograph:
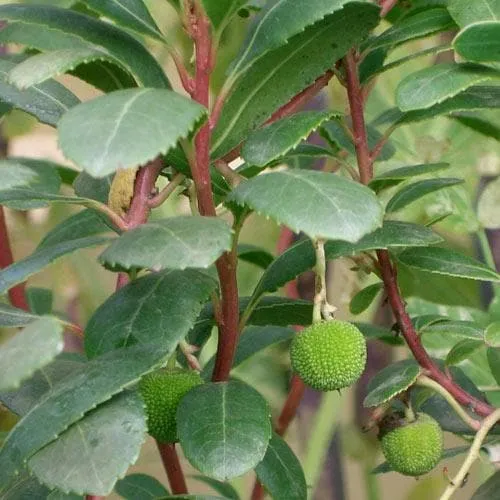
[
  {"x1": 73, "y1": 172, "x2": 113, "y2": 204},
  {"x1": 448, "y1": 0, "x2": 500, "y2": 27},
  {"x1": 28, "y1": 391, "x2": 146, "y2": 496},
  {"x1": 321, "y1": 118, "x2": 396, "y2": 162},
  {"x1": 0, "y1": 469, "x2": 51, "y2": 499},
  {"x1": 0, "y1": 157, "x2": 61, "y2": 209},
  {"x1": 201, "y1": 0, "x2": 248, "y2": 31},
  {"x1": 177, "y1": 380, "x2": 272, "y2": 481},
  {"x1": 0, "y1": 230, "x2": 112, "y2": 295},
  {"x1": 69, "y1": 59, "x2": 136, "y2": 92},
  {"x1": 241, "y1": 111, "x2": 334, "y2": 167},
  {"x1": 81, "y1": 0, "x2": 163, "y2": 40},
  {"x1": 0, "y1": 302, "x2": 40, "y2": 328},
  {"x1": 202, "y1": 325, "x2": 295, "y2": 378},
  {"x1": 0, "y1": 355, "x2": 85, "y2": 417},
  {"x1": 251, "y1": 221, "x2": 442, "y2": 300},
  {"x1": 368, "y1": 8, "x2": 455, "y2": 50},
  {"x1": 26, "y1": 288, "x2": 53, "y2": 315},
  {"x1": 368, "y1": 162, "x2": 450, "y2": 192},
  {"x1": 485, "y1": 322, "x2": 500, "y2": 347},
  {"x1": 420, "y1": 320, "x2": 484, "y2": 340},
  {"x1": 229, "y1": 0, "x2": 377, "y2": 81},
  {"x1": 85, "y1": 269, "x2": 216, "y2": 358},
  {"x1": 58, "y1": 89, "x2": 206, "y2": 177},
  {"x1": 0, "y1": 317, "x2": 64, "y2": 392},
  {"x1": 364, "y1": 360, "x2": 420, "y2": 407},
  {"x1": 487, "y1": 348, "x2": 500, "y2": 385},
  {"x1": 397, "y1": 247, "x2": 500, "y2": 282},
  {"x1": 237, "y1": 244, "x2": 274, "y2": 269},
  {"x1": 191, "y1": 476, "x2": 239, "y2": 500},
  {"x1": 472, "y1": 471, "x2": 500, "y2": 500},
  {"x1": 228, "y1": 170, "x2": 383, "y2": 242},
  {"x1": 350, "y1": 282, "x2": 383, "y2": 315},
  {"x1": 254, "y1": 433, "x2": 307, "y2": 500},
  {"x1": 445, "y1": 339, "x2": 484, "y2": 365},
  {"x1": 454, "y1": 21, "x2": 500, "y2": 63},
  {"x1": 396, "y1": 63, "x2": 500, "y2": 111},
  {"x1": 452, "y1": 113, "x2": 500, "y2": 141},
  {"x1": 377, "y1": 86, "x2": 500, "y2": 128},
  {"x1": 478, "y1": 177, "x2": 500, "y2": 229},
  {"x1": 0, "y1": 344, "x2": 169, "y2": 492},
  {"x1": 385, "y1": 178, "x2": 463, "y2": 212},
  {"x1": 355, "y1": 322, "x2": 404, "y2": 346},
  {"x1": 115, "y1": 474, "x2": 169, "y2": 499},
  {"x1": 99, "y1": 216, "x2": 233, "y2": 272},
  {"x1": 0, "y1": 4, "x2": 169, "y2": 88},
  {"x1": 0, "y1": 57, "x2": 79, "y2": 126},
  {"x1": 211, "y1": 3, "x2": 380, "y2": 158}
]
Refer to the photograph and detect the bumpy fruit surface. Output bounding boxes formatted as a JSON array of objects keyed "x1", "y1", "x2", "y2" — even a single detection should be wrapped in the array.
[
  {"x1": 139, "y1": 368, "x2": 203, "y2": 443},
  {"x1": 380, "y1": 412, "x2": 443, "y2": 476},
  {"x1": 290, "y1": 320, "x2": 367, "y2": 391}
]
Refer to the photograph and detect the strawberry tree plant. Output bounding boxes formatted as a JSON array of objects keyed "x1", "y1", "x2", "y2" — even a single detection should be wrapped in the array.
[{"x1": 0, "y1": 0, "x2": 499, "y2": 498}]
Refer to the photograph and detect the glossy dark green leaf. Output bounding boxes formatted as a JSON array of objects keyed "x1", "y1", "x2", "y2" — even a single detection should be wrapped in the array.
[
  {"x1": 445, "y1": 339, "x2": 484, "y2": 365},
  {"x1": 0, "y1": 317, "x2": 64, "y2": 391},
  {"x1": 487, "y1": 348, "x2": 500, "y2": 385},
  {"x1": 364, "y1": 360, "x2": 420, "y2": 407},
  {"x1": 59, "y1": 89, "x2": 206, "y2": 177},
  {"x1": 0, "y1": 303, "x2": 40, "y2": 328},
  {"x1": 0, "y1": 157, "x2": 62, "y2": 209},
  {"x1": 454, "y1": 22, "x2": 500, "y2": 62},
  {"x1": 70, "y1": 59, "x2": 136, "y2": 92},
  {"x1": 472, "y1": 471, "x2": 500, "y2": 500},
  {"x1": 242, "y1": 111, "x2": 334, "y2": 167},
  {"x1": 0, "y1": 354, "x2": 86, "y2": 417},
  {"x1": 0, "y1": 57, "x2": 79, "y2": 126},
  {"x1": 397, "y1": 247, "x2": 500, "y2": 282},
  {"x1": 177, "y1": 380, "x2": 272, "y2": 480},
  {"x1": 396, "y1": 63, "x2": 500, "y2": 111},
  {"x1": 28, "y1": 391, "x2": 147, "y2": 496},
  {"x1": 82, "y1": 0, "x2": 163, "y2": 40},
  {"x1": 85, "y1": 269, "x2": 217, "y2": 357},
  {"x1": 211, "y1": 4, "x2": 380, "y2": 158},
  {"x1": 0, "y1": 4, "x2": 169, "y2": 88},
  {"x1": 251, "y1": 221, "x2": 442, "y2": 300},
  {"x1": 386, "y1": 178, "x2": 463, "y2": 212},
  {"x1": 452, "y1": 112, "x2": 500, "y2": 141},
  {"x1": 73, "y1": 172, "x2": 113, "y2": 204},
  {"x1": 237, "y1": 244, "x2": 274, "y2": 269},
  {"x1": 228, "y1": 170, "x2": 383, "y2": 242},
  {"x1": 420, "y1": 320, "x2": 484, "y2": 340},
  {"x1": 355, "y1": 322, "x2": 404, "y2": 346},
  {"x1": 228, "y1": 0, "x2": 377, "y2": 81},
  {"x1": 368, "y1": 163, "x2": 450, "y2": 192},
  {"x1": 350, "y1": 282, "x2": 383, "y2": 315},
  {"x1": 201, "y1": 0, "x2": 248, "y2": 31},
  {"x1": 254, "y1": 433, "x2": 307, "y2": 500},
  {"x1": 26, "y1": 288, "x2": 53, "y2": 315},
  {"x1": 320, "y1": 119, "x2": 395, "y2": 162},
  {"x1": 99, "y1": 217, "x2": 232, "y2": 271},
  {"x1": 202, "y1": 325, "x2": 295, "y2": 378},
  {"x1": 448, "y1": 0, "x2": 500, "y2": 27},
  {"x1": 115, "y1": 473, "x2": 169, "y2": 499},
  {"x1": 191, "y1": 476, "x2": 239, "y2": 500},
  {"x1": 0, "y1": 345, "x2": 169, "y2": 492},
  {"x1": 368, "y1": 8, "x2": 455, "y2": 49}
]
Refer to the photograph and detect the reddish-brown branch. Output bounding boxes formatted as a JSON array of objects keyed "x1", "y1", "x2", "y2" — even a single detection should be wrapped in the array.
[
  {"x1": 379, "y1": 0, "x2": 399, "y2": 17},
  {"x1": 157, "y1": 442, "x2": 189, "y2": 494},
  {"x1": 85, "y1": 496, "x2": 104, "y2": 500},
  {"x1": 344, "y1": 50, "x2": 372, "y2": 185},
  {"x1": 0, "y1": 206, "x2": 29, "y2": 311},
  {"x1": 276, "y1": 374, "x2": 306, "y2": 436},
  {"x1": 344, "y1": 47, "x2": 495, "y2": 418},
  {"x1": 220, "y1": 70, "x2": 335, "y2": 164}
]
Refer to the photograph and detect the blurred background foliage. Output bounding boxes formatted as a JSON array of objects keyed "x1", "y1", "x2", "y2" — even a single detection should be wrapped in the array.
[{"x1": 0, "y1": 0, "x2": 499, "y2": 499}]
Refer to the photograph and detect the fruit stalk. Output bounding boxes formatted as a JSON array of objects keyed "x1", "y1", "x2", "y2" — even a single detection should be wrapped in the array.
[{"x1": 343, "y1": 47, "x2": 495, "y2": 418}]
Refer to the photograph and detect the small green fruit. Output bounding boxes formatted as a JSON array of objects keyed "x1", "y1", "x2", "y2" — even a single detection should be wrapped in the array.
[
  {"x1": 380, "y1": 412, "x2": 443, "y2": 476},
  {"x1": 290, "y1": 320, "x2": 367, "y2": 391},
  {"x1": 139, "y1": 368, "x2": 203, "y2": 443}
]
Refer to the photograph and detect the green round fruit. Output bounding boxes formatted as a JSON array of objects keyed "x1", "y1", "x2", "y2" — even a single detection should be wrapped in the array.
[
  {"x1": 380, "y1": 412, "x2": 443, "y2": 477},
  {"x1": 139, "y1": 368, "x2": 203, "y2": 443},
  {"x1": 290, "y1": 320, "x2": 367, "y2": 391}
]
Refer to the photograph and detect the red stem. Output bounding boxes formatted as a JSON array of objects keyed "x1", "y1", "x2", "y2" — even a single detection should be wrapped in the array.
[
  {"x1": 344, "y1": 49, "x2": 495, "y2": 418},
  {"x1": 157, "y1": 442, "x2": 189, "y2": 494},
  {"x1": 379, "y1": 0, "x2": 399, "y2": 17},
  {"x1": 276, "y1": 374, "x2": 306, "y2": 436},
  {"x1": 0, "y1": 206, "x2": 29, "y2": 311}
]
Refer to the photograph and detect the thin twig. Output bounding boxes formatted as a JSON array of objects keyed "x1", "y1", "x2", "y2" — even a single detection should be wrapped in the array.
[
  {"x1": 439, "y1": 409, "x2": 500, "y2": 500},
  {"x1": 148, "y1": 172, "x2": 186, "y2": 208},
  {"x1": 214, "y1": 160, "x2": 244, "y2": 187}
]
